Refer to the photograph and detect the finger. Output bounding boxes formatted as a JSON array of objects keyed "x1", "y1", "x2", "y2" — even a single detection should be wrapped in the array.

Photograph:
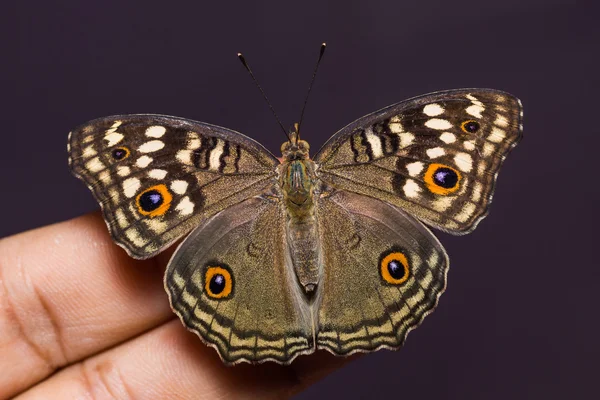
[
  {"x1": 17, "y1": 320, "x2": 353, "y2": 400},
  {"x1": 0, "y1": 212, "x2": 175, "y2": 398}
]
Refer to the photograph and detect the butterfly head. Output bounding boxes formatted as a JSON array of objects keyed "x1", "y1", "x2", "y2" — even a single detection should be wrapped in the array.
[{"x1": 281, "y1": 126, "x2": 310, "y2": 161}]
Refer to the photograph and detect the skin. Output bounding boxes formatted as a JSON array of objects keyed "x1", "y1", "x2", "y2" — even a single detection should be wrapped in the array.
[{"x1": 0, "y1": 212, "x2": 354, "y2": 399}]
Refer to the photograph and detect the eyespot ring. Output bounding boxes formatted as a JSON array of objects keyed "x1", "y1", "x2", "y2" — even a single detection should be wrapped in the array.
[
  {"x1": 380, "y1": 251, "x2": 410, "y2": 285},
  {"x1": 111, "y1": 146, "x2": 130, "y2": 161},
  {"x1": 135, "y1": 184, "x2": 172, "y2": 217},
  {"x1": 424, "y1": 163, "x2": 461, "y2": 195},
  {"x1": 460, "y1": 120, "x2": 480, "y2": 134},
  {"x1": 205, "y1": 265, "x2": 234, "y2": 299}
]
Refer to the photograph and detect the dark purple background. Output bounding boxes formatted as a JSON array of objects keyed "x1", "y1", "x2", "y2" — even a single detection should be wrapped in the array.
[{"x1": 3, "y1": 1, "x2": 599, "y2": 398}]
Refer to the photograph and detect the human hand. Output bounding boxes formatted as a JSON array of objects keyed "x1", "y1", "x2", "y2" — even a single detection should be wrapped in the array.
[{"x1": 0, "y1": 213, "x2": 351, "y2": 399}]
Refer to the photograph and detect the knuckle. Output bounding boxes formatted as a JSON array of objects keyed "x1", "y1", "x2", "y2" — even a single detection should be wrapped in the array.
[{"x1": 79, "y1": 359, "x2": 133, "y2": 400}]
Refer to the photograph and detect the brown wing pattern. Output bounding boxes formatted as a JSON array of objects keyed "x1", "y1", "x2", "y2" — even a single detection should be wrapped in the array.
[
  {"x1": 68, "y1": 115, "x2": 278, "y2": 258},
  {"x1": 315, "y1": 190, "x2": 448, "y2": 355},
  {"x1": 165, "y1": 196, "x2": 315, "y2": 365},
  {"x1": 315, "y1": 89, "x2": 522, "y2": 234}
]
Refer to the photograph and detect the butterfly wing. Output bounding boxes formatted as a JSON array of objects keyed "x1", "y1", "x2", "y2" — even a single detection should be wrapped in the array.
[
  {"x1": 68, "y1": 115, "x2": 278, "y2": 258},
  {"x1": 314, "y1": 89, "x2": 523, "y2": 234},
  {"x1": 315, "y1": 189, "x2": 448, "y2": 355},
  {"x1": 164, "y1": 196, "x2": 314, "y2": 365}
]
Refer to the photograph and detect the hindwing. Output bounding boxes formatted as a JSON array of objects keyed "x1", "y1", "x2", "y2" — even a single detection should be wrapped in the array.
[
  {"x1": 316, "y1": 190, "x2": 448, "y2": 355},
  {"x1": 164, "y1": 196, "x2": 314, "y2": 365}
]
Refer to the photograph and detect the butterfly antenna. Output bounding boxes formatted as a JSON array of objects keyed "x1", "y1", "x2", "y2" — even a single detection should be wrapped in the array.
[
  {"x1": 297, "y1": 42, "x2": 327, "y2": 144},
  {"x1": 237, "y1": 53, "x2": 290, "y2": 142}
]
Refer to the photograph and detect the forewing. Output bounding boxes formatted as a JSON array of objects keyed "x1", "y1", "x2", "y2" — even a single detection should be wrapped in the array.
[
  {"x1": 164, "y1": 196, "x2": 314, "y2": 365},
  {"x1": 68, "y1": 115, "x2": 278, "y2": 258},
  {"x1": 315, "y1": 89, "x2": 523, "y2": 234},
  {"x1": 316, "y1": 190, "x2": 448, "y2": 355}
]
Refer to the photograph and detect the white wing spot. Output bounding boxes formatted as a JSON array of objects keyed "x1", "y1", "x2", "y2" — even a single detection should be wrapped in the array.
[
  {"x1": 389, "y1": 116, "x2": 403, "y2": 133},
  {"x1": 136, "y1": 156, "x2": 153, "y2": 168},
  {"x1": 117, "y1": 166, "x2": 131, "y2": 177},
  {"x1": 105, "y1": 132, "x2": 124, "y2": 147},
  {"x1": 466, "y1": 104, "x2": 485, "y2": 118},
  {"x1": 463, "y1": 140, "x2": 476, "y2": 150},
  {"x1": 454, "y1": 153, "x2": 473, "y2": 172},
  {"x1": 425, "y1": 119, "x2": 452, "y2": 130},
  {"x1": 146, "y1": 126, "x2": 167, "y2": 138},
  {"x1": 111, "y1": 120, "x2": 123, "y2": 129},
  {"x1": 365, "y1": 128, "x2": 383, "y2": 158},
  {"x1": 423, "y1": 103, "x2": 444, "y2": 116},
  {"x1": 176, "y1": 150, "x2": 192, "y2": 165},
  {"x1": 406, "y1": 161, "x2": 424, "y2": 176},
  {"x1": 494, "y1": 115, "x2": 509, "y2": 127},
  {"x1": 389, "y1": 121, "x2": 403, "y2": 133},
  {"x1": 209, "y1": 140, "x2": 225, "y2": 170},
  {"x1": 482, "y1": 143, "x2": 495, "y2": 157},
  {"x1": 439, "y1": 132, "x2": 456, "y2": 144},
  {"x1": 403, "y1": 179, "x2": 421, "y2": 198},
  {"x1": 426, "y1": 147, "x2": 445, "y2": 158},
  {"x1": 472, "y1": 182, "x2": 483, "y2": 202},
  {"x1": 187, "y1": 132, "x2": 201, "y2": 149},
  {"x1": 478, "y1": 161, "x2": 487, "y2": 175},
  {"x1": 148, "y1": 169, "x2": 168, "y2": 180},
  {"x1": 85, "y1": 157, "x2": 104, "y2": 173},
  {"x1": 399, "y1": 132, "x2": 414, "y2": 147},
  {"x1": 98, "y1": 170, "x2": 111, "y2": 184},
  {"x1": 488, "y1": 127, "x2": 506, "y2": 143},
  {"x1": 82, "y1": 145, "x2": 97, "y2": 158},
  {"x1": 176, "y1": 196, "x2": 195, "y2": 216},
  {"x1": 171, "y1": 180, "x2": 189, "y2": 195},
  {"x1": 466, "y1": 94, "x2": 484, "y2": 106},
  {"x1": 139, "y1": 140, "x2": 165, "y2": 153},
  {"x1": 123, "y1": 177, "x2": 141, "y2": 198}
]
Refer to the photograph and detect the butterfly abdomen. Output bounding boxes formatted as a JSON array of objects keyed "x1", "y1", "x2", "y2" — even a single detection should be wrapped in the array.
[
  {"x1": 287, "y1": 220, "x2": 321, "y2": 295},
  {"x1": 279, "y1": 158, "x2": 322, "y2": 295}
]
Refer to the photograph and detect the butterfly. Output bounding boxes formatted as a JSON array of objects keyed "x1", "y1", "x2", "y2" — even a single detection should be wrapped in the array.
[{"x1": 68, "y1": 88, "x2": 522, "y2": 365}]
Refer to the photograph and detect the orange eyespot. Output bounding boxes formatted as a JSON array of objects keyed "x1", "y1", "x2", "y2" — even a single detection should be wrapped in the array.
[
  {"x1": 380, "y1": 251, "x2": 410, "y2": 285},
  {"x1": 460, "y1": 120, "x2": 480, "y2": 134},
  {"x1": 424, "y1": 163, "x2": 461, "y2": 195},
  {"x1": 111, "y1": 146, "x2": 130, "y2": 161},
  {"x1": 205, "y1": 266, "x2": 234, "y2": 299},
  {"x1": 135, "y1": 184, "x2": 172, "y2": 217}
]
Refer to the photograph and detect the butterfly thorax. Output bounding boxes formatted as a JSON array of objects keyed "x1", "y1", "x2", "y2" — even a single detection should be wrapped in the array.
[{"x1": 279, "y1": 135, "x2": 322, "y2": 295}]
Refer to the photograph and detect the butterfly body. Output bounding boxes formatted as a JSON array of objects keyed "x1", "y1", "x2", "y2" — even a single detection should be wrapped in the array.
[
  {"x1": 279, "y1": 134, "x2": 322, "y2": 293},
  {"x1": 68, "y1": 88, "x2": 522, "y2": 364}
]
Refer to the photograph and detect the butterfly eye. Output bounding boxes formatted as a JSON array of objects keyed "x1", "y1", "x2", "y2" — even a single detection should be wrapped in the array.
[
  {"x1": 380, "y1": 250, "x2": 410, "y2": 285},
  {"x1": 111, "y1": 146, "x2": 130, "y2": 161},
  {"x1": 135, "y1": 184, "x2": 173, "y2": 217},
  {"x1": 460, "y1": 120, "x2": 480, "y2": 134},
  {"x1": 424, "y1": 163, "x2": 461, "y2": 195},
  {"x1": 205, "y1": 265, "x2": 234, "y2": 299}
]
